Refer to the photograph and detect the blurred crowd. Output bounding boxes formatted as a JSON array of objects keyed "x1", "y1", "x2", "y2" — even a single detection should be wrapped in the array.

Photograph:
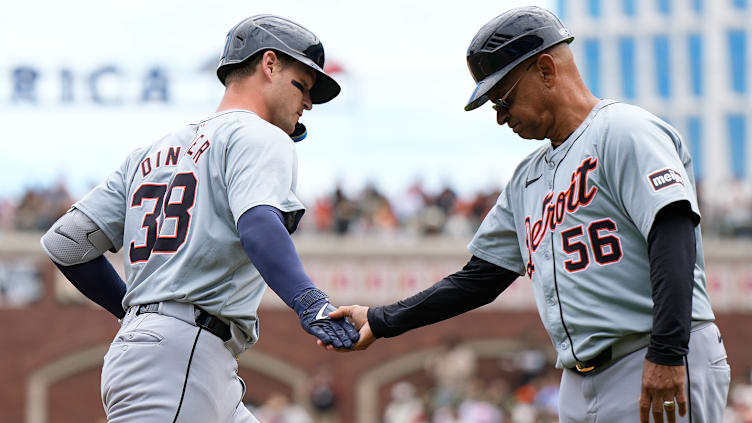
[
  {"x1": 725, "y1": 381, "x2": 752, "y2": 423},
  {"x1": 2, "y1": 179, "x2": 752, "y2": 238},
  {"x1": 247, "y1": 368, "x2": 339, "y2": 423},
  {"x1": 304, "y1": 181, "x2": 499, "y2": 238},
  {"x1": 698, "y1": 181, "x2": 752, "y2": 238},
  {"x1": 0, "y1": 182, "x2": 72, "y2": 232},
  {"x1": 0, "y1": 180, "x2": 500, "y2": 237}
]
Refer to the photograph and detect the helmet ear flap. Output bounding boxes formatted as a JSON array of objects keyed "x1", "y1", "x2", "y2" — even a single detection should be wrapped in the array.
[{"x1": 290, "y1": 122, "x2": 307, "y2": 142}]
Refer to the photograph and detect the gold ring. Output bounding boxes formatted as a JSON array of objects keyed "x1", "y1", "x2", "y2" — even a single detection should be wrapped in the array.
[{"x1": 663, "y1": 400, "x2": 676, "y2": 409}]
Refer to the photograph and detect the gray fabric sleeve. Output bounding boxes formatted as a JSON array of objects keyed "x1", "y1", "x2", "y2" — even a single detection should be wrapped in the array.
[
  {"x1": 468, "y1": 189, "x2": 526, "y2": 276},
  {"x1": 224, "y1": 123, "x2": 305, "y2": 225},
  {"x1": 598, "y1": 116, "x2": 700, "y2": 239},
  {"x1": 73, "y1": 155, "x2": 132, "y2": 251}
]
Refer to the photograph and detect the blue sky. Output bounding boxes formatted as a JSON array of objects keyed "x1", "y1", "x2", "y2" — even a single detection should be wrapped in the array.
[{"x1": 0, "y1": 0, "x2": 551, "y2": 201}]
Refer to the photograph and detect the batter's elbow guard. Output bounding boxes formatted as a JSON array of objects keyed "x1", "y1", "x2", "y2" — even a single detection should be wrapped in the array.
[{"x1": 41, "y1": 208, "x2": 115, "y2": 266}]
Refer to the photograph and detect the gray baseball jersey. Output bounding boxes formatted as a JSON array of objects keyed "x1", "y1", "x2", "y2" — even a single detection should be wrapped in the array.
[
  {"x1": 469, "y1": 99, "x2": 715, "y2": 369},
  {"x1": 74, "y1": 109, "x2": 305, "y2": 351}
]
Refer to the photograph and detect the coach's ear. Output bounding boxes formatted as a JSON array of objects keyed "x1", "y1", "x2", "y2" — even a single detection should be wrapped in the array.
[{"x1": 290, "y1": 122, "x2": 307, "y2": 142}]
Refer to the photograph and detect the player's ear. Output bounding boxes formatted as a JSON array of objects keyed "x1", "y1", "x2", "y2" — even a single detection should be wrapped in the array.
[
  {"x1": 536, "y1": 54, "x2": 557, "y2": 87},
  {"x1": 260, "y1": 50, "x2": 278, "y2": 81}
]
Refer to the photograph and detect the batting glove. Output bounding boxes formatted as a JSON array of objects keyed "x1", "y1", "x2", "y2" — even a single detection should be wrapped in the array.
[{"x1": 293, "y1": 288, "x2": 360, "y2": 349}]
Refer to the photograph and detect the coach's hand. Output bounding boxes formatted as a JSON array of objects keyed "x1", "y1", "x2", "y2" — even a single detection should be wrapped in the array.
[
  {"x1": 639, "y1": 359, "x2": 687, "y2": 423},
  {"x1": 293, "y1": 288, "x2": 360, "y2": 349},
  {"x1": 317, "y1": 305, "x2": 376, "y2": 352}
]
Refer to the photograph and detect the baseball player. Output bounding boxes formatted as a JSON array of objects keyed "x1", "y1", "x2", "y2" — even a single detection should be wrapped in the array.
[
  {"x1": 40, "y1": 15, "x2": 358, "y2": 422},
  {"x1": 326, "y1": 7, "x2": 729, "y2": 423}
]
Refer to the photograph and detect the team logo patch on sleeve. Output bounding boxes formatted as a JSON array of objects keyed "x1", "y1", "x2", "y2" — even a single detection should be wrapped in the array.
[{"x1": 648, "y1": 168, "x2": 683, "y2": 191}]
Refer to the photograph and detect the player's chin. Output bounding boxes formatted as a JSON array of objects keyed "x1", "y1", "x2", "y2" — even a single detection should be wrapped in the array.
[
  {"x1": 517, "y1": 128, "x2": 544, "y2": 141},
  {"x1": 287, "y1": 116, "x2": 301, "y2": 134},
  {"x1": 276, "y1": 120, "x2": 297, "y2": 136},
  {"x1": 513, "y1": 127, "x2": 529, "y2": 139},
  {"x1": 512, "y1": 124, "x2": 529, "y2": 137}
]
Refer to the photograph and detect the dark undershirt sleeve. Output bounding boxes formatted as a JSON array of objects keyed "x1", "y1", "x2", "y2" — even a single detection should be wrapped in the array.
[
  {"x1": 645, "y1": 200, "x2": 697, "y2": 366},
  {"x1": 367, "y1": 256, "x2": 519, "y2": 338},
  {"x1": 237, "y1": 205, "x2": 314, "y2": 309},
  {"x1": 54, "y1": 256, "x2": 127, "y2": 319}
]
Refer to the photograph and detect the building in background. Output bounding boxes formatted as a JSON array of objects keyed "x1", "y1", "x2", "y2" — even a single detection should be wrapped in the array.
[{"x1": 557, "y1": 0, "x2": 751, "y2": 187}]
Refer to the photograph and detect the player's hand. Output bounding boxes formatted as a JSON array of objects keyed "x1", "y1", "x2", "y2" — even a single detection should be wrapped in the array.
[
  {"x1": 294, "y1": 289, "x2": 360, "y2": 349},
  {"x1": 639, "y1": 359, "x2": 687, "y2": 423},
  {"x1": 317, "y1": 305, "x2": 376, "y2": 352}
]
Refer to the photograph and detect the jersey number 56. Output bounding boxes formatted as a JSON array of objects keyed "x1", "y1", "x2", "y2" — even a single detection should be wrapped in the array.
[{"x1": 560, "y1": 218, "x2": 623, "y2": 272}]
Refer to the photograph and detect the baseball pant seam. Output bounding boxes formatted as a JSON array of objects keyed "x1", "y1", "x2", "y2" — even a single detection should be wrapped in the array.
[
  {"x1": 685, "y1": 354, "x2": 692, "y2": 423},
  {"x1": 172, "y1": 327, "x2": 202, "y2": 423}
]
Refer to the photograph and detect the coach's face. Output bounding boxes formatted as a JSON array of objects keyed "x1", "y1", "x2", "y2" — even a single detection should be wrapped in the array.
[
  {"x1": 488, "y1": 54, "x2": 555, "y2": 141},
  {"x1": 267, "y1": 57, "x2": 315, "y2": 135}
]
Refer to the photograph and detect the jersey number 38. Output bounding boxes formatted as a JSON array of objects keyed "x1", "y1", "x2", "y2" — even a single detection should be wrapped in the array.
[{"x1": 129, "y1": 172, "x2": 197, "y2": 263}]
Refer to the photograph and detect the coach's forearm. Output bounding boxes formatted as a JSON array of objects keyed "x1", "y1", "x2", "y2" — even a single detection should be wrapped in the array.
[
  {"x1": 367, "y1": 256, "x2": 518, "y2": 338},
  {"x1": 646, "y1": 201, "x2": 696, "y2": 366}
]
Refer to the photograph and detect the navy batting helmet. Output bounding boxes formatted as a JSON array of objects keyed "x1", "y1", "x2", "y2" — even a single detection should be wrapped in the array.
[
  {"x1": 464, "y1": 6, "x2": 573, "y2": 111},
  {"x1": 217, "y1": 14, "x2": 341, "y2": 105}
]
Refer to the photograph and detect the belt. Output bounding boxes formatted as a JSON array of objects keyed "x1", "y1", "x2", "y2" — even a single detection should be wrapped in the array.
[
  {"x1": 571, "y1": 346, "x2": 612, "y2": 376},
  {"x1": 136, "y1": 303, "x2": 231, "y2": 342},
  {"x1": 566, "y1": 321, "x2": 713, "y2": 376}
]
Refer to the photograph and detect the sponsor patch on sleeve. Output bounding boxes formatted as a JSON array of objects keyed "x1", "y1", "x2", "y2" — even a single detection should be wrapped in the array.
[{"x1": 648, "y1": 168, "x2": 684, "y2": 191}]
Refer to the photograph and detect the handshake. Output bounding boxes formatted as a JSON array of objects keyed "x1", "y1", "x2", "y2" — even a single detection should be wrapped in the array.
[{"x1": 292, "y1": 288, "x2": 374, "y2": 351}]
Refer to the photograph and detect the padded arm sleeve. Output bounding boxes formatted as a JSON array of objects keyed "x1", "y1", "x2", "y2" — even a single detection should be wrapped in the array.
[
  {"x1": 41, "y1": 208, "x2": 115, "y2": 266},
  {"x1": 41, "y1": 208, "x2": 125, "y2": 318}
]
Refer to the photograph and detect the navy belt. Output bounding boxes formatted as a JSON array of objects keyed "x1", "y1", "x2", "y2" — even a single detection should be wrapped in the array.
[{"x1": 136, "y1": 303, "x2": 231, "y2": 342}]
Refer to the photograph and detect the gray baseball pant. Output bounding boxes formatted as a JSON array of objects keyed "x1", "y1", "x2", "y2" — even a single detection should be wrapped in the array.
[
  {"x1": 559, "y1": 322, "x2": 730, "y2": 422},
  {"x1": 101, "y1": 302, "x2": 259, "y2": 422}
]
